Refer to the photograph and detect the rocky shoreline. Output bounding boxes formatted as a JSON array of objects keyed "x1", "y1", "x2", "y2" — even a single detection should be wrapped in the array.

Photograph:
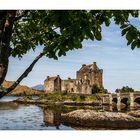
[
  {"x1": 61, "y1": 109, "x2": 140, "y2": 129},
  {"x1": 127, "y1": 110, "x2": 140, "y2": 118}
]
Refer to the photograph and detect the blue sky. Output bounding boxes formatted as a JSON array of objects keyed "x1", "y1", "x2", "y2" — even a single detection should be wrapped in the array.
[{"x1": 6, "y1": 16, "x2": 140, "y2": 92}]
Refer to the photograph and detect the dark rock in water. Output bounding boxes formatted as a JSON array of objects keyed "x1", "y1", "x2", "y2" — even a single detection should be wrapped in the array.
[{"x1": 61, "y1": 109, "x2": 140, "y2": 129}]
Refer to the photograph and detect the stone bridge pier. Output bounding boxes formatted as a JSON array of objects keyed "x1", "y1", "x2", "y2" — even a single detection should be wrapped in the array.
[{"x1": 116, "y1": 93, "x2": 121, "y2": 111}]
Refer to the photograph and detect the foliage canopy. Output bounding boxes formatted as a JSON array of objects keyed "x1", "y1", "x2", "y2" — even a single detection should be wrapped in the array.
[{"x1": 11, "y1": 10, "x2": 140, "y2": 60}]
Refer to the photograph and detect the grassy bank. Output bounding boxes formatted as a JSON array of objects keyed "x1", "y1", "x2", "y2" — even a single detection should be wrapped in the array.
[
  {"x1": 135, "y1": 118, "x2": 140, "y2": 121},
  {"x1": 38, "y1": 92, "x2": 105, "y2": 102}
]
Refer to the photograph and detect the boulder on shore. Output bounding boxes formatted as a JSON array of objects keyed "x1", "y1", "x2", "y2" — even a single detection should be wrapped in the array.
[
  {"x1": 128, "y1": 110, "x2": 140, "y2": 118},
  {"x1": 61, "y1": 109, "x2": 140, "y2": 129}
]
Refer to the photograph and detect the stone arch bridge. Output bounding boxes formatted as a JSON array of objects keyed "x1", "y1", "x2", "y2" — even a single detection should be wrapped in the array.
[{"x1": 102, "y1": 93, "x2": 140, "y2": 111}]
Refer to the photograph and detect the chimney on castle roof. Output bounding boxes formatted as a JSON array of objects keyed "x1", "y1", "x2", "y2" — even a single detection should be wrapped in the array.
[
  {"x1": 82, "y1": 64, "x2": 86, "y2": 67},
  {"x1": 93, "y1": 62, "x2": 97, "y2": 69}
]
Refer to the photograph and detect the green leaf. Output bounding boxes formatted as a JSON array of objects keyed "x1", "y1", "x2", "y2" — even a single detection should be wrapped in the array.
[
  {"x1": 94, "y1": 30, "x2": 102, "y2": 41},
  {"x1": 137, "y1": 39, "x2": 140, "y2": 48},
  {"x1": 120, "y1": 24, "x2": 129, "y2": 29},
  {"x1": 126, "y1": 31, "x2": 133, "y2": 44},
  {"x1": 121, "y1": 26, "x2": 130, "y2": 36},
  {"x1": 104, "y1": 18, "x2": 110, "y2": 26},
  {"x1": 131, "y1": 40, "x2": 137, "y2": 50},
  {"x1": 89, "y1": 32, "x2": 94, "y2": 40},
  {"x1": 131, "y1": 11, "x2": 139, "y2": 17}
]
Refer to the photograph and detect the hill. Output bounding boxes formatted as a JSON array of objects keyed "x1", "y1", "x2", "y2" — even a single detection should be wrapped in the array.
[
  {"x1": 32, "y1": 84, "x2": 44, "y2": 90},
  {"x1": 2, "y1": 81, "x2": 44, "y2": 96}
]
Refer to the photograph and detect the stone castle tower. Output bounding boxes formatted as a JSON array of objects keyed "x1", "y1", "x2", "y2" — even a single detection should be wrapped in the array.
[
  {"x1": 77, "y1": 62, "x2": 103, "y2": 88},
  {"x1": 44, "y1": 62, "x2": 103, "y2": 94}
]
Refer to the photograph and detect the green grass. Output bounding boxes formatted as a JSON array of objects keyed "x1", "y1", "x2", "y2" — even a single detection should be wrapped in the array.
[
  {"x1": 41, "y1": 104, "x2": 98, "y2": 113},
  {"x1": 135, "y1": 117, "x2": 140, "y2": 121},
  {"x1": 39, "y1": 92, "x2": 105, "y2": 102}
]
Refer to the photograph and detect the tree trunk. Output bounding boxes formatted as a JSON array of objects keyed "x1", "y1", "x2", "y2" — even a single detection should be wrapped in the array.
[{"x1": 0, "y1": 10, "x2": 16, "y2": 86}]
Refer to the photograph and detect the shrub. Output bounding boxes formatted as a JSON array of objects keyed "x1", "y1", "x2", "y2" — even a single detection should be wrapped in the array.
[
  {"x1": 115, "y1": 86, "x2": 134, "y2": 93},
  {"x1": 91, "y1": 84, "x2": 102, "y2": 94}
]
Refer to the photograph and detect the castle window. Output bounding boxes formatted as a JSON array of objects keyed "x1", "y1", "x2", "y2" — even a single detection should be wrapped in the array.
[
  {"x1": 80, "y1": 79, "x2": 83, "y2": 84},
  {"x1": 71, "y1": 88, "x2": 74, "y2": 92},
  {"x1": 87, "y1": 80, "x2": 90, "y2": 84}
]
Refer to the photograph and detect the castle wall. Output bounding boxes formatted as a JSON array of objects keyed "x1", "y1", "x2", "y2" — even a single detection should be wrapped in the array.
[
  {"x1": 54, "y1": 78, "x2": 61, "y2": 92},
  {"x1": 76, "y1": 68, "x2": 91, "y2": 81},
  {"x1": 81, "y1": 84, "x2": 91, "y2": 94},
  {"x1": 44, "y1": 76, "x2": 61, "y2": 93},
  {"x1": 44, "y1": 81, "x2": 54, "y2": 93},
  {"x1": 91, "y1": 69, "x2": 103, "y2": 88},
  {"x1": 61, "y1": 79, "x2": 76, "y2": 93}
]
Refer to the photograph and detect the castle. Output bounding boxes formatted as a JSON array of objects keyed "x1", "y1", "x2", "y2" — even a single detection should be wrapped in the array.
[{"x1": 44, "y1": 62, "x2": 103, "y2": 94}]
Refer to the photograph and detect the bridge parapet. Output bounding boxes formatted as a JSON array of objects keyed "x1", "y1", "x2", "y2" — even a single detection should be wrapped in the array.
[
  {"x1": 133, "y1": 92, "x2": 140, "y2": 96},
  {"x1": 120, "y1": 93, "x2": 130, "y2": 96},
  {"x1": 111, "y1": 93, "x2": 117, "y2": 97}
]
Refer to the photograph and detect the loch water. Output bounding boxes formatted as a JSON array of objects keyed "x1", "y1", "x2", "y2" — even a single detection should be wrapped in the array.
[
  {"x1": 0, "y1": 96, "x2": 73, "y2": 130},
  {"x1": 0, "y1": 96, "x2": 139, "y2": 130}
]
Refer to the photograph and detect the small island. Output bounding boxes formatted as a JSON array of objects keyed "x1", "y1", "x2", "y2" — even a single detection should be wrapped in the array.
[{"x1": 10, "y1": 62, "x2": 140, "y2": 129}]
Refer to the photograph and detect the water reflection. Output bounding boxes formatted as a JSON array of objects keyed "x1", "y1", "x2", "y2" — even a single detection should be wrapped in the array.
[
  {"x1": 43, "y1": 110, "x2": 61, "y2": 129},
  {"x1": 42, "y1": 105, "x2": 101, "y2": 129},
  {"x1": 102, "y1": 103, "x2": 140, "y2": 112},
  {"x1": 0, "y1": 102, "x2": 19, "y2": 110},
  {"x1": 42, "y1": 103, "x2": 140, "y2": 130},
  {"x1": 0, "y1": 101, "x2": 73, "y2": 130}
]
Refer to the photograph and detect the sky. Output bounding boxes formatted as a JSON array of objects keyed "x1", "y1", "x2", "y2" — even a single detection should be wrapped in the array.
[{"x1": 5, "y1": 15, "x2": 140, "y2": 92}]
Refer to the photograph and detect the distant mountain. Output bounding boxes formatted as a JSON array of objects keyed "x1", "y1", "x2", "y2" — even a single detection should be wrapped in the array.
[
  {"x1": 32, "y1": 84, "x2": 44, "y2": 91},
  {"x1": 2, "y1": 81, "x2": 44, "y2": 96}
]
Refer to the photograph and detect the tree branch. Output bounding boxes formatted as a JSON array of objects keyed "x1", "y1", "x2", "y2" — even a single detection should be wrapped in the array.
[{"x1": 0, "y1": 51, "x2": 45, "y2": 98}]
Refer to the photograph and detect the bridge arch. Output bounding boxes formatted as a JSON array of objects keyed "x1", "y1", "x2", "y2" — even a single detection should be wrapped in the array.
[
  {"x1": 121, "y1": 97, "x2": 129, "y2": 105},
  {"x1": 134, "y1": 97, "x2": 140, "y2": 105},
  {"x1": 112, "y1": 98, "x2": 117, "y2": 104}
]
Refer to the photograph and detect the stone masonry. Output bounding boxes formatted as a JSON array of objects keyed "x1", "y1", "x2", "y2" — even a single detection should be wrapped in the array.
[
  {"x1": 44, "y1": 62, "x2": 103, "y2": 94},
  {"x1": 44, "y1": 75, "x2": 61, "y2": 93}
]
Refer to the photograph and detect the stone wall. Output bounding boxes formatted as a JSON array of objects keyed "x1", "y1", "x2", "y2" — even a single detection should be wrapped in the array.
[
  {"x1": 44, "y1": 80, "x2": 54, "y2": 93},
  {"x1": 54, "y1": 76, "x2": 61, "y2": 92},
  {"x1": 44, "y1": 75, "x2": 61, "y2": 93},
  {"x1": 92, "y1": 69, "x2": 103, "y2": 88},
  {"x1": 61, "y1": 78, "x2": 77, "y2": 93},
  {"x1": 61, "y1": 79, "x2": 92, "y2": 94}
]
